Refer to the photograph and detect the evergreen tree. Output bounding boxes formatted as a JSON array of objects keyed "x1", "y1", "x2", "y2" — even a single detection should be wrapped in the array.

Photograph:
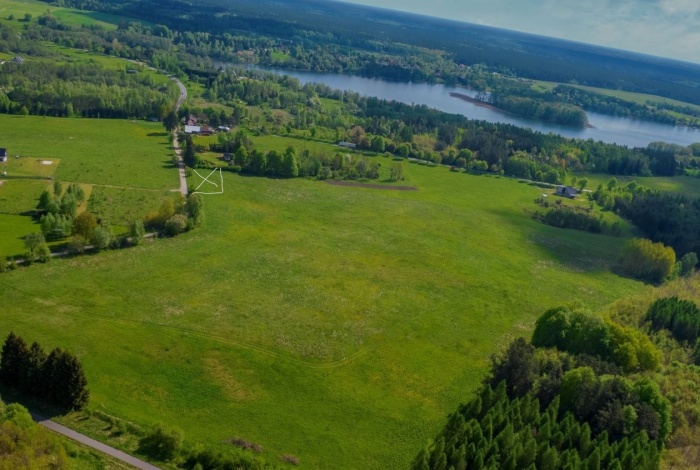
[
  {"x1": 0, "y1": 332, "x2": 29, "y2": 387},
  {"x1": 52, "y1": 350, "x2": 90, "y2": 410},
  {"x1": 19, "y1": 341, "x2": 47, "y2": 396}
]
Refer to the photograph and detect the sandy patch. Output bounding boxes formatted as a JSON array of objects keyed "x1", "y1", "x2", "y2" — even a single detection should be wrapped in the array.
[{"x1": 41, "y1": 160, "x2": 54, "y2": 165}]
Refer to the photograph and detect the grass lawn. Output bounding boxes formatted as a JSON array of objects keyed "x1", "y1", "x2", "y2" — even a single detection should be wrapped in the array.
[
  {"x1": 0, "y1": 115, "x2": 179, "y2": 190},
  {"x1": 0, "y1": 161, "x2": 644, "y2": 468},
  {"x1": 0, "y1": 179, "x2": 50, "y2": 215}
]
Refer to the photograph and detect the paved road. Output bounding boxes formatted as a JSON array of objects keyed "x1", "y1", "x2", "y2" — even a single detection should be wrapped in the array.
[{"x1": 32, "y1": 413, "x2": 161, "y2": 470}]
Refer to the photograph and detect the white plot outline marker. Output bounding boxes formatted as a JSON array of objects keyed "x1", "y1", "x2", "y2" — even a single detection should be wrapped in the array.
[{"x1": 193, "y1": 168, "x2": 224, "y2": 195}]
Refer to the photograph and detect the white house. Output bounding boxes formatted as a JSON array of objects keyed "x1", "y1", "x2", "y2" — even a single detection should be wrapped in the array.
[{"x1": 184, "y1": 125, "x2": 201, "y2": 134}]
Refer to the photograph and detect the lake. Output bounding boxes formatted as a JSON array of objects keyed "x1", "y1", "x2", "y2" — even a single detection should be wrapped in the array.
[{"x1": 246, "y1": 66, "x2": 700, "y2": 148}]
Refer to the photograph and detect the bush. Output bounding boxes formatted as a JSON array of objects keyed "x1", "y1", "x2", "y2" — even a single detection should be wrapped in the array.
[
  {"x1": 90, "y1": 226, "x2": 112, "y2": 251},
  {"x1": 618, "y1": 238, "x2": 676, "y2": 283},
  {"x1": 35, "y1": 244, "x2": 51, "y2": 263},
  {"x1": 138, "y1": 424, "x2": 183, "y2": 461},
  {"x1": 165, "y1": 214, "x2": 188, "y2": 236}
]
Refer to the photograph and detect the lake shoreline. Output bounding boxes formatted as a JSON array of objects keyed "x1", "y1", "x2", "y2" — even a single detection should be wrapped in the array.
[{"x1": 237, "y1": 64, "x2": 700, "y2": 147}]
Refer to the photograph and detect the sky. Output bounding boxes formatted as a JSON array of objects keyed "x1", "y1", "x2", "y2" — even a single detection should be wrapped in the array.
[{"x1": 343, "y1": 0, "x2": 700, "y2": 64}]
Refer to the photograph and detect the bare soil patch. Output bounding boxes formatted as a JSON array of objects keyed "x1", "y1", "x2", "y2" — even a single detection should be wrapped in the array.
[{"x1": 324, "y1": 180, "x2": 418, "y2": 191}]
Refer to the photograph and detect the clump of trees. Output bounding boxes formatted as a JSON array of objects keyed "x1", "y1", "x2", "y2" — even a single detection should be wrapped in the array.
[
  {"x1": 0, "y1": 332, "x2": 89, "y2": 410},
  {"x1": 618, "y1": 238, "x2": 676, "y2": 283},
  {"x1": 415, "y1": 304, "x2": 673, "y2": 470},
  {"x1": 38, "y1": 181, "x2": 84, "y2": 239},
  {"x1": 144, "y1": 193, "x2": 204, "y2": 236},
  {"x1": 646, "y1": 297, "x2": 700, "y2": 345},
  {"x1": 534, "y1": 204, "x2": 604, "y2": 234},
  {"x1": 531, "y1": 306, "x2": 661, "y2": 372},
  {"x1": 0, "y1": 402, "x2": 69, "y2": 468}
]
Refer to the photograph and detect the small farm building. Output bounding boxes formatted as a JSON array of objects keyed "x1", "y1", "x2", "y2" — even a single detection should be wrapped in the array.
[{"x1": 555, "y1": 185, "x2": 578, "y2": 198}]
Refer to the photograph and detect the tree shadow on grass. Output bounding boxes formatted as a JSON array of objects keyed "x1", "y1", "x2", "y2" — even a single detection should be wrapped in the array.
[
  {"x1": 147, "y1": 132, "x2": 168, "y2": 138},
  {"x1": 0, "y1": 383, "x2": 66, "y2": 420},
  {"x1": 490, "y1": 207, "x2": 627, "y2": 275}
]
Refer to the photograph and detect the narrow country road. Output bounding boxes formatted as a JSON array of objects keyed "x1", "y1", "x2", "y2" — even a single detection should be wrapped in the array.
[
  {"x1": 31, "y1": 413, "x2": 161, "y2": 470},
  {"x1": 169, "y1": 74, "x2": 189, "y2": 196}
]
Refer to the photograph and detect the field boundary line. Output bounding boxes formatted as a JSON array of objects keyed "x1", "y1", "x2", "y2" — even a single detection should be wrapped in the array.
[{"x1": 0, "y1": 280, "x2": 369, "y2": 370}]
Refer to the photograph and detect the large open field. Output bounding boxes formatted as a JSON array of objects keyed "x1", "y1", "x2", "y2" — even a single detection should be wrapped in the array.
[{"x1": 0, "y1": 159, "x2": 644, "y2": 468}]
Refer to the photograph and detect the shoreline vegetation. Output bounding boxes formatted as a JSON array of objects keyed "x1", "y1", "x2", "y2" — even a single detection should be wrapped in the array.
[{"x1": 449, "y1": 92, "x2": 596, "y2": 129}]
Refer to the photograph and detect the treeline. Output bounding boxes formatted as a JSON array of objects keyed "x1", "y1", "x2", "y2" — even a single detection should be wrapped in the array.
[
  {"x1": 0, "y1": 332, "x2": 89, "y2": 410},
  {"x1": 534, "y1": 204, "x2": 605, "y2": 234},
  {"x1": 609, "y1": 183, "x2": 700, "y2": 257},
  {"x1": 189, "y1": 131, "x2": 383, "y2": 181},
  {"x1": 415, "y1": 306, "x2": 671, "y2": 470},
  {"x1": 0, "y1": 60, "x2": 176, "y2": 118}
]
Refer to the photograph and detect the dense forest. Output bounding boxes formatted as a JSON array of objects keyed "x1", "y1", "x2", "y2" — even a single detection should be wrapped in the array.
[
  {"x1": 414, "y1": 301, "x2": 692, "y2": 469},
  {"x1": 45, "y1": 0, "x2": 700, "y2": 107},
  {"x1": 0, "y1": 60, "x2": 176, "y2": 118}
]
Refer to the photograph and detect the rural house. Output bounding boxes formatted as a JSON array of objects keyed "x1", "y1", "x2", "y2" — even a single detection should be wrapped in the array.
[
  {"x1": 555, "y1": 185, "x2": 578, "y2": 198},
  {"x1": 338, "y1": 141, "x2": 357, "y2": 149},
  {"x1": 185, "y1": 125, "x2": 201, "y2": 134}
]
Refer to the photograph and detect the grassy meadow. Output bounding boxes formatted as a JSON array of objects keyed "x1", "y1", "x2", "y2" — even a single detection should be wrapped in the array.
[
  {"x1": 0, "y1": 115, "x2": 177, "y2": 190},
  {"x1": 0, "y1": 158, "x2": 645, "y2": 468}
]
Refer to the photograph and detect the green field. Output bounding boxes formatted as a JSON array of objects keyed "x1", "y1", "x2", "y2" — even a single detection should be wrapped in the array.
[
  {"x1": 87, "y1": 186, "x2": 176, "y2": 226},
  {"x1": 0, "y1": 213, "x2": 41, "y2": 255},
  {"x1": 0, "y1": 160, "x2": 644, "y2": 468},
  {"x1": 572, "y1": 172, "x2": 700, "y2": 199},
  {"x1": 0, "y1": 0, "x2": 140, "y2": 31},
  {"x1": 0, "y1": 179, "x2": 49, "y2": 215},
  {"x1": 0, "y1": 115, "x2": 178, "y2": 190}
]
